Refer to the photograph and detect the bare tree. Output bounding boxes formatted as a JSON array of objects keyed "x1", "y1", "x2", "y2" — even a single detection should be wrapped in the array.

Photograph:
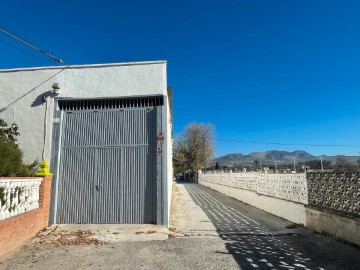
[
  {"x1": 335, "y1": 155, "x2": 357, "y2": 171},
  {"x1": 173, "y1": 123, "x2": 214, "y2": 174}
]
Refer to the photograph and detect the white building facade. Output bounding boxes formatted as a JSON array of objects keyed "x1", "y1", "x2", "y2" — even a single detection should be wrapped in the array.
[{"x1": 0, "y1": 61, "x2": 172, "y2": 226}]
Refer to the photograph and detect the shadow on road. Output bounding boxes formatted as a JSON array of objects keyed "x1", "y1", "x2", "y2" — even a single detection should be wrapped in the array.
[{"x1": 182, "y1": 183, "x2": 322, "y2": 270}]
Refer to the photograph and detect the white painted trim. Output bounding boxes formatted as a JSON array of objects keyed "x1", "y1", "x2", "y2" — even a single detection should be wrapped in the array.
[{"x1": 0, "y1": 60, "x2": 167, "y2": 73}]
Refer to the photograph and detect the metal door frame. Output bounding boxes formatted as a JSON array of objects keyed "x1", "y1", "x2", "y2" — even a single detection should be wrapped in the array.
[{"x1": 49, "y1": 96, "x2": 167, "y2": 225}]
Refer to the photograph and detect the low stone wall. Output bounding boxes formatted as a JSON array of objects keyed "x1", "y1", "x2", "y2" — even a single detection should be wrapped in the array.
[{"x1": 0, "y1": 176, "x2": 52, "y2": 261}]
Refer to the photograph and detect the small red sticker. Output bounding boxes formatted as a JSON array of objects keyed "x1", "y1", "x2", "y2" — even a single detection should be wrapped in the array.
[{"x1": 157, "y1": 133, "x2": 164, "y2": 142}]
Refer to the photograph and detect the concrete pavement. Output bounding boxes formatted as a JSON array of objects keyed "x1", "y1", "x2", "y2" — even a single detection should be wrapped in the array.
[
  {"x1": 1, "y1": 182, "x2": 359, "y2": 270},
  {"x1": 180, "y1": 183, "x2": 360, "y2": 270}
]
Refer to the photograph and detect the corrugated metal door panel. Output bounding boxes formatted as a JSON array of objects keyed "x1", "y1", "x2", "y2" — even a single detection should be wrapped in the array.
[
  {"x1": 93, "y1": 147, "x2": 148, "y2": 223},
  {"x1": 57, "y1": 148, "x2": 95, "y2": 223},
  {"x1": 146, "y1": 109, "x2": 157, "y2": 222},
  {"x1": 61, "y1": 109, "x2": 150, "y2": 147},
  {"x1": 93, "y1": 147, "x2": 123, "y2": 223},
  {"x1": 57, "y1": 108, "x2": 157, "y2": 224},
  {"x1": 121, "y1": 146, "x2": 156, "y2": 223}
]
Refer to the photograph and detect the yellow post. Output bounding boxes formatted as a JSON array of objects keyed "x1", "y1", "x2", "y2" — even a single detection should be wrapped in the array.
[{"x1": 35, "y1": 161, "x2": 53, "y2": 176}]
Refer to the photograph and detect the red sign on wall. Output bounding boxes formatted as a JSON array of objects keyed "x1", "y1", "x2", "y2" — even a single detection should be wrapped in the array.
[{"x1": 157, "y1": 133, "x2": 164, "y2": 143}]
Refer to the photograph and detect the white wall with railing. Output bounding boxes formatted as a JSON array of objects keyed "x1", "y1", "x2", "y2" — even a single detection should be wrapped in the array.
[
  {"x1": 199, "y1": 171, "x2": 360, "y2": 246},
  {"x1": 0, "y1": 178, "x2": 42, "y2": 220},
  {"x1": 200, "y1": 172, "x2": 308, "y2": 204}
]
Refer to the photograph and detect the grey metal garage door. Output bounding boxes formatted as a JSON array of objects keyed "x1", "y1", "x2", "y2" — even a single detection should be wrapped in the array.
[{"x1": 56, "y1": 108, "x2": 157, "y2": 223}]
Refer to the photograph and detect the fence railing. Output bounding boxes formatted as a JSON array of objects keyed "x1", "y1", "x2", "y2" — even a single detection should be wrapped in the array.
[
  {"x1": 199, "y1": 172, "x2": 308, "y2": 204},
  {"x1": 258, "y1": 173, "x2": 308, "y2": 204},
  {"x1": 0, "y1": 178, "x2": 42, "y2": 220},
  {"x1": 199, "y1": 171, "x2": 360, "y2": 217},
  {"x1": 307, "y1": 172, "x2": 360, "y2": 217}
]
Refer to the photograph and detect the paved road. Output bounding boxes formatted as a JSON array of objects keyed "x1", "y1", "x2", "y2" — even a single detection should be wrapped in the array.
[
  {"x1": 1, "y1": 183, "x2": 359, "y2": 270},
  {"x1": 182, "y1": 183, "x2": 360, "y2": 270}
]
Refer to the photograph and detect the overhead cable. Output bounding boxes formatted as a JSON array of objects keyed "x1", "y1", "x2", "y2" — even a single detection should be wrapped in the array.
[
  {"x1": 0, "y1": 65, "x2": 70, "y2": 113},
  {"x1": 213, "y1": 137, "x2": 360, "y2": 148},
  {"x1": 0, "y1": 37, "x2": 45, "y2": 60},
  {"x1": 0, "y1": 27, "x2": 65, "y2": 64}
]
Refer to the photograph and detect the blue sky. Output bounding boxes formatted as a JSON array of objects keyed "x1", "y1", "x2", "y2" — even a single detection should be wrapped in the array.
[{"x1": 1, "y1": 1, "x2": 360, "y2": 157}]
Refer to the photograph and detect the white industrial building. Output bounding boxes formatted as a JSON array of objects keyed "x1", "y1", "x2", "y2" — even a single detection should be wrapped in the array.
[{"x1": 0, "y1": 61, "x2": 173, "y2": 226}]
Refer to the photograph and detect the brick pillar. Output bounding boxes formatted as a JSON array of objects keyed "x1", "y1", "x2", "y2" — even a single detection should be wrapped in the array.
[
  {"x1": 36, "y1": 161, "x2": 53, "y2": 226},
  {"x1": 39, "y1": 176, "x2": 52, "y2": 225}
]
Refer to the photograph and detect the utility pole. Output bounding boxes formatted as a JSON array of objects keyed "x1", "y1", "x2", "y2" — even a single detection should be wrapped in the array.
[
  {"x1": 293, "y1": 157, "x2": 296, "y2": 172},
  {"x1": 320, "y1": 155, "x2": 324, "y2": 172},
  {"x1": 274, "y1": 160, "x2": 278, "y2": 172},
  {"x1": 202, "y1": 136, "x2": 205, "y2": 170}
]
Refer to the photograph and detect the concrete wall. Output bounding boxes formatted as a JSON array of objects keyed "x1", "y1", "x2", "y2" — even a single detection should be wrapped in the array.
[
  {"x1": 305, "y1": 206, "x2": 360, "y2": 246},
  {"x1": 199, "y1": 179, "x2": 307, "y2": 225},
  {"x1": 0, "y1": 61, "x2": 167, "y2": 164}
]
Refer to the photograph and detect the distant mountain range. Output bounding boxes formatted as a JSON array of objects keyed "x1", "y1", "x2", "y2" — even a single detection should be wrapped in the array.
[{"x1": 210, "y1": 150, "x2": 359, "y2": 166}]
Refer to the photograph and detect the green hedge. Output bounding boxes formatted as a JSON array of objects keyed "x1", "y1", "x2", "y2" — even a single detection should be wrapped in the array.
[
  {"x1": 0, "y1": 139, "x2": 37, "y2": 176},
  {"x1": 0, "y1": 119, "x2": 38, "y2": 177}
]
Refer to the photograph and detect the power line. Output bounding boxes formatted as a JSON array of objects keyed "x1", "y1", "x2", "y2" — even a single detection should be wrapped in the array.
[
  {"x1": 0, "y1": 27, "x2": 65, "y2": 64},
  {"x1": 0, "y1": 37, "x2": 46, "y2": 61},
  {"x1": 213, "y1": 137, "x2": 360, "y2": 148},
  {"x1": 0, "y1": 27, "x2": 71, "y2": 112}
]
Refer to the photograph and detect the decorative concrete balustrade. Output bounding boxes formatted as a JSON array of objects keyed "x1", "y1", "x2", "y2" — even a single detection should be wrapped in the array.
[
  {"x1": 257, "y1": 174, "x2": 308, "y2": 204},
  {"x1": 200, "y1": 172, "x2": 258, "y2": 191},
  {"x1": 200, "y1": 171, "x2": 360, "y2": 217},
  {"x1": 199, "y1": 171, "x2": 360, "y2": 246},
  {"x1": 307, "y1": 172, "x2": 360, "y2": 217},
  {"x1": 0, "y1": 178, "x2": 42, "y2": 220},
  {"x1": 200, "y1": 172, "x2": 308, "y2": 204}
]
